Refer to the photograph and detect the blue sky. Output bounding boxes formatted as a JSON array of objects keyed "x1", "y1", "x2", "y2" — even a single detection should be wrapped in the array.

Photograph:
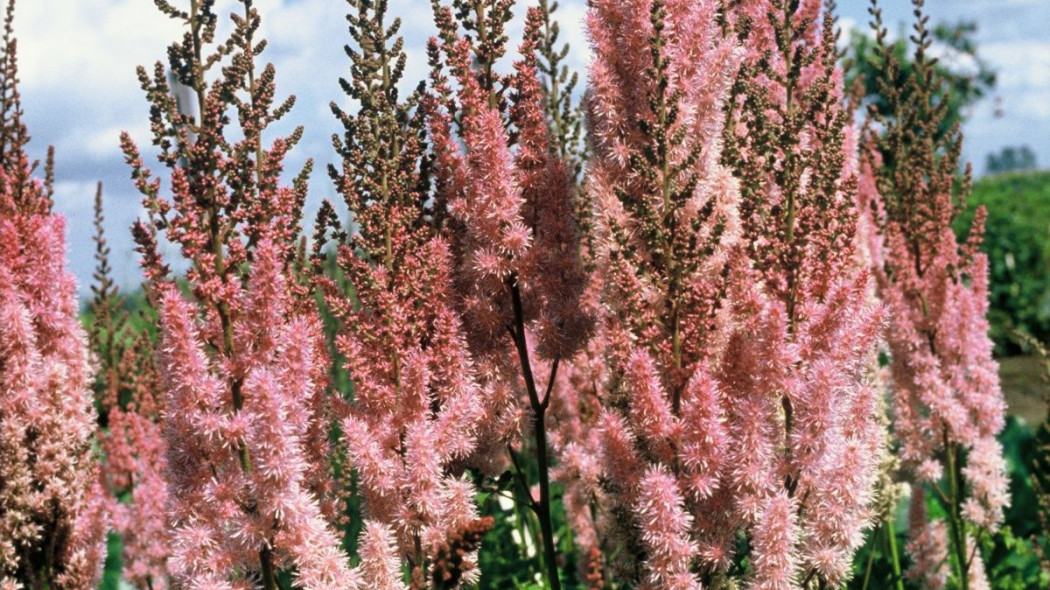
[{"x1": 14, "y1": 0, "x2": 1050, "y2": 295}]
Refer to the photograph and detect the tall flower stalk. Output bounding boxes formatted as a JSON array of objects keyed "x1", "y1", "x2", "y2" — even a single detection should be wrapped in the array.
[
  {"x1": 585, "y1": 0, "x2": 742, "y2": 584},
  {"x1": 321, "y1": 0, "x2": 491, "y2": 585},
  {"x1": 0, "y1": 1, "x2": 107, "y2": 586},
  {"x1": 533, "y1": 0, "x2": 586, "y2": 181},
  {"x1": 583, "y1": 0, "x2": 886, "y2": 586},
  {"x1": 859, "y1": 2, "x2": 1010, "y2": 589},
  {"x1": 721, "y1": 0, "x2": 885, "y2": 586},
  {"x1": 90, "y1": 186, "x2": 171, "y2": 590},
  {"x1": 426, "y1": 1, "x2": 594, "y2": 587},
  {"x1": 122, "y1": 1, "x2": 353, "y2": 587}
]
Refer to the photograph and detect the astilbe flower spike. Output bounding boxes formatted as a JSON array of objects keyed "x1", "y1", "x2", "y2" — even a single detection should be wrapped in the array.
[
  {"x1": 428, "y1": 0, "x2": 593, "y2": 365},
  {"x1": 859, "y1": 2, "x2": 1009, "y2": 588},
  {"x1": 154, "y1": 245, "x2": 353, "y2": 589},
  {"x1": 547, "y1": 332, "x2": 606, "y2": 582},
  {"x1": 581, "y1": 0, "x2": 886, "y2": 584},
  {"x1": 717, "y1": 1, "x2": 887, "y2": 586},
  {"x1": 426, "y1": 2, "x2": 594, "y2": 587},
  {"x1": 585, "y1": 0, "x2": 744, "y2": 582},
  {"x1": 321, "y1": 0, "x2": 490, "y2": 585},
  {"x1": 526, "y1": 0, "x2": 607, "y2": 577},
  {"x1": 0, "y1": 0, "x2": 107, "y2": 586},
  {"x1": 123, "y1": 1, "x2": 353, "y2": 587},
  {"x1": 90, "y1": 186, "x2": 172, "y2": 589},
  {"x1": 904, "y1": 487, "x2": 948, "y2": 590},
  {"x1": 749, "y1": 493, "x2": 800, "y2": 590}
]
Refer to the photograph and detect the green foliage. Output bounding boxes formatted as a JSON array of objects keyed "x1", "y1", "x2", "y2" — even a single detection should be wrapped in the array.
[
  {"x1": 850, "y1": 417, "x2": 1048, "y2": 589},
  {"x1": 478, "y1": 495, "x2": 548, "y2": 590},
  {"x1": 79, "y1": 288, "x2": 155, "y2": 340},
  {"x1": 99, "y1": 533, "x2": 122, "y2": 590},
  {"x1": 849, "y1": 520, "x2": 906, "y2": 590},
  {"x1": 1020, "y1": 335, "x2": 1050, "y2": 576},
  {"x1": 476, "y1": 472, "x2": 591, "y2": 589},
  {"x1": 955, "y1": 172, "x2": 1050, "y2": 355},
  {"x1": 1033, "y1": 415, "x2": 1050, "y2": 575},
  {"x1": 983, "y1": 417, "x2": 1047, "y2": 588},
  {"x1": 987, "y1": 146, "x2": 1038, "y2": 175}
]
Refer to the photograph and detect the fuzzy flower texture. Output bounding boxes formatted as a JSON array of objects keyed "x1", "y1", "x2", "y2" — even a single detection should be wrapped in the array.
[
  {"x1": 0, "y1": 2, "x2": 106, "y2": 585},
  {"x1": 0, "y1": 0, "x2": 1015, "y2": 588},
  {"x1": 858, "y1": 3, "x2": 1009, "y2": 585},
  {"x1": 0, "y1": 92, "x2": 106, "y2": 590},
  {"x1": 585, "y1": 0, "x2": 886, "y2": 588}
]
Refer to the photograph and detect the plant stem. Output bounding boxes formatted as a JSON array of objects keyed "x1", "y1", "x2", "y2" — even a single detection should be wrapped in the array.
[
  {"x1": 944, "y1": 433, "x2": 970, "y2": 590},
  {"x1": 508, "y1": 278, "x2": 562, "y2": 590},
  {"x1": 884, "y1": 513, "x2": 906, "y2": 590},
  {"x1": 860, "y1": 525, "x2": 879, "y2": 590},
  {"x1": 259, "y1": 546, "x2": 277, "y2": 590},
  {"x1": 191, "y1": 3, "x2": 276, "y2": 584}
]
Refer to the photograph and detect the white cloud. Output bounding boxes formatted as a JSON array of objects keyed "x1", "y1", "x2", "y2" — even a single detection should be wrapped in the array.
[
  {"x1": 19, "y1": 0, "x2": 179, "y2": 91},
  {"x1": 557, "y1": 0, "x2": 591, "y2": 70},
  {"x1": 928, "y1": 43, "x2": 982, "y2": 78},
  {"x1": 982, "y1": 41, "x2": 1050, "y2": 89}
]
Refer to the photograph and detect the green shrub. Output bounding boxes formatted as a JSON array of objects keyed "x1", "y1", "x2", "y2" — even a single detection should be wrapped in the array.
[{"x1": 956, "y1": 171, "x2": 1050, "y2": 355}]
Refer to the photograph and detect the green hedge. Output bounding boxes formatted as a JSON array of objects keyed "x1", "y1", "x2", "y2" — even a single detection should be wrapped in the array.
[{"x1": 956, "y1": 171, "x2": 1050, "y2": 355}]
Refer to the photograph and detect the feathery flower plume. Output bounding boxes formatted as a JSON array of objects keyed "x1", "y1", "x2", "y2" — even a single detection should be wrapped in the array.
[
  {"x1": 321, "y1": 0, "x2": 489, "y2": 584},
  {"x1": 720, "y1": 0, "x2": 886, "y2": 585},
  {"x1": 426, "y1": 1, "x2": 594, "y2": 587},
  {"x1": 357, "y1": 522, "x2": 408, "y2": 590},
  {"x1": 860, "y1": 2, "x2": 1009, "y2": 587},
  {"x1": 122, "y1": 1, "x2": 352, "y2": 587},
  {"x1": 0, "y1": 0, "x2": 106, "y2": 586},
  {"x1": 428, "y1": 0, "x2": 592, "y2": 363},
  {"x1": 548, "y1": 333, "x2": 606, "y2": 582},
  {"x1": 586, "y1": 0, "x2": 882, "y2": 585},
  {"x1": 635, "y1": 468, "x2": 700, "y2": 590},
  {"x1": 749, "y1": 493, "x2": 800, "y2": 590},
  {"x1": 904, "y1": 487, "x2": 949, "y2": 590},
  {"x1": 90, "y1": 186, "x2": 171, "y2": 589},
  {"x1": 585, "y1": 0, "x2": 742, "y2": 581}
]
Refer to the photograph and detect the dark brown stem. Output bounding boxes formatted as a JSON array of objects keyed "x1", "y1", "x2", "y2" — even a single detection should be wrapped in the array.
[
  {"x1": 508, "y1": 277, "x2": 563, "y2": 590},
  {"x1": 800, "y1": 567, "x2": 817, "y2": 588},
  {"x1": 259, "y1": 545, "x2": 277, "y2": 590},
  {"x1": 508, "y1": 445, "x2": 540, "y2": 514}
]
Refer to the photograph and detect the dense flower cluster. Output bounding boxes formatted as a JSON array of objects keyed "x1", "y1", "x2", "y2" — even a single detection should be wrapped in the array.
[
  {"x1": 154, "y1": 243, "x2": 352, "y2": 588},
  {"x1": 428, "y1": 6, "x2": 586, "y2": 355},
  {"x1": 718, "y1": 1, "x2": 889, "y2": 584},
  {"x1": 90, "y1": 187, "x2": 171, "y2": 589},
  {"x1": 0, "y1": 152, "x2": 108, "y2": 590},
  {"x1": 585, "y1": 0, "x2": 885, "y2": 586},
  {"x1": 0, "y1": 0, "x2": 1016, "y2": 587},
  {"x1": 121, "y1": 2, "x2": 351, "y2": 587},
  {"x1": 426, "y1": 2, "x2": 593, "y2": 587},
  {"x1": 860, "y1": 2, "x2": 1009, "y2": 587},
  {"x1": 322, "y1": 0, "x2": 490, "y2": 583},
  {"x1": 0, "y1": 3, "x2": 106, "y2": 586},
  {"x1": 584, "y1": 0, "x2": 741, "y2": 582}
]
